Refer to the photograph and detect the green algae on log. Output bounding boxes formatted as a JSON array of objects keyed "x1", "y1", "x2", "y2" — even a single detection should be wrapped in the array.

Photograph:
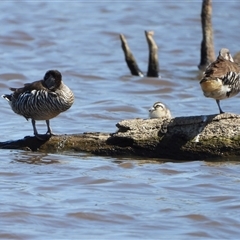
[{"x1": 0, "y1": 113, "x2": 240, "y2": 160}]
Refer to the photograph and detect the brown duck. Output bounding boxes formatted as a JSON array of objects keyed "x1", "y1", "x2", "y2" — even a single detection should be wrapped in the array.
[
  {"x1": 2, "y1": 70, "x2": 74, "y2": 140},
  {"x1": 200, "y1": 48, "x2": 240, "y2": 113}
]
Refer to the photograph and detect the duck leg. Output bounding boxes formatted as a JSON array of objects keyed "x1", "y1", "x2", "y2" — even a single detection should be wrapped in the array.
[
  {"x1": 31, "y1": 119, "x2": 51, "y2": 141},
  {"x1": 46, "y1": 120, "x2": 53, "y2": 135},
  {"x1": 32, "y1": 119, "x2": 39, "y2": 136},
  {"x1": 216, "y1": 100, "x2": 224, "y2": 114}
]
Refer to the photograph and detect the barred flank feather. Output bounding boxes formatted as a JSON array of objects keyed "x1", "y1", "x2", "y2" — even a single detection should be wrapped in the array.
[
  {"x1": 222, "y1": 71, "x2": 240, "y2": 96},
  {"x1": 11, "y1": 85, "x2": 74, "y2": 120}
]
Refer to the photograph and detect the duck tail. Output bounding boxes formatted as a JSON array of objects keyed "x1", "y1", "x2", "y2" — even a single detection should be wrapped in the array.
[{"x1": 2, "y1": 94, "x2": 12, "y2": 102}]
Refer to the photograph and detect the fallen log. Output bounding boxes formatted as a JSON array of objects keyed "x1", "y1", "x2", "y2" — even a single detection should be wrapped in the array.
[{"x1": 1, "y1": 113, "x2": 240, "y2": 160}]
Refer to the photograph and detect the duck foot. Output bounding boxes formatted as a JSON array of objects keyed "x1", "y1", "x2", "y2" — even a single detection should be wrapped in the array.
[
  {"x1": 24, "y1": 135, "x2": 32, "y2": 139},
  {"x1": 35, "y1": 133, "x2": 52, "y2": 141}
]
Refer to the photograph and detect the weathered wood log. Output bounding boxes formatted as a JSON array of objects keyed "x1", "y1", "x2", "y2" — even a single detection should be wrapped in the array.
[
  {"x1": 198, "y1": 0, "x2": 215, "y2": 70},
  {"x1": 120, "y1": 31, "x2": 159, "y2": 77},
  {"x1": 1, "y1": 113, "x2": 240, "y2": 160}
]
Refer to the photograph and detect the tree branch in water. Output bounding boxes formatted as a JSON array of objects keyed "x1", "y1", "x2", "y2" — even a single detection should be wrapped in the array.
[
  {"x1": 198, "y1": 0, "x2": 215, "y2": 70},
  {"x1": 120, "y1": 31, "x2": 159, "y2": 77}
]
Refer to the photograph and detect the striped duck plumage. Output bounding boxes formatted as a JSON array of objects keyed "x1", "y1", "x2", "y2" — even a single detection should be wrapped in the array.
[
  {"x1": 200, "y1": 48, "x2": 240, "y2": 113},
  {"x1": 2, "y1": 70, "x2": 74, "y2": 140},
  {"x1": 149, "y1": 102, "x2": 171, "y2": 119}
]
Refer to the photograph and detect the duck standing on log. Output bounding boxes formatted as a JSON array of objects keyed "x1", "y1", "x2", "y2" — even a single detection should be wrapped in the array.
[
  {"x1": 200, "y1": 48, "x2": 240, "y2": 114},
  {"x1": 2, "y1": 70, "x2": 74, "y2": 140}
]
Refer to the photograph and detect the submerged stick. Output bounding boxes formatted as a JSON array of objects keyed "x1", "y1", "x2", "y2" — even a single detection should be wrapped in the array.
[
  {"x1": 198, "y1": 0, "x2": 215, "y2": 70},
  {"x1": 1, "y1": 113, "x2": 240, "y2": 160},
  {"x1": 120, "y1": 31, "x2": 160, "y2": 77},
  {"x1": 119, "y1": 34, "x2": 144, "y2": 77},
  {"x1": 145, "y1": 30, "x2": 160, "y2": 77}
]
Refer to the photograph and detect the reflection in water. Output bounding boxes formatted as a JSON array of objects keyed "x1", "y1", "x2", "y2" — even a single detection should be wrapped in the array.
[
  {"x1": 1, "y1": 150, "x2": 240, "y2": 239},
  {"x1": 0, "y1": 1, "x2": 240, "y2": 239},
  {"x1": 12, "y1": 151, "x2": 59, "y2": 164}
]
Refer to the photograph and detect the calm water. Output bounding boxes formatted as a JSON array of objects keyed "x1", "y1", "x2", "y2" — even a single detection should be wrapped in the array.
[{"x1": 0, "y1": 1, "x2": 240, "y2": 239}]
